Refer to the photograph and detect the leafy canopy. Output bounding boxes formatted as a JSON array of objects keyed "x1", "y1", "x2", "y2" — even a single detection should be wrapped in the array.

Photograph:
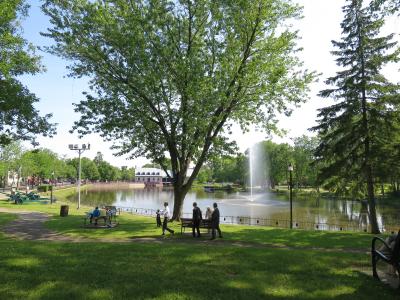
[
  {"x1": 43, "y1": 0, "x2": 313, "y2": 171},
  {"x1": 0, "y1": 0, "x2": 56, "y2": 145}
]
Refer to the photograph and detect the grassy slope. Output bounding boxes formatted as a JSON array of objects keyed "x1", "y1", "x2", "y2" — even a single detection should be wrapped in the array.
[{"x1": 0, "y1": 191, "x2": 398, "y2": 299}]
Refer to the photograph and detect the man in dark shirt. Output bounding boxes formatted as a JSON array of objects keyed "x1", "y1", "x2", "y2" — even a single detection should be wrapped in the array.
[
  {"x1": 192, "y1": 202, "x2": 202, "y2": 237},
  {"x1": 210, "y1": 202, "x2": 223, "y2": 240}
]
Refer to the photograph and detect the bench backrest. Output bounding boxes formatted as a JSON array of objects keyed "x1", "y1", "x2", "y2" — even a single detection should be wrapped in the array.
[{"x1": 180, "y1": 218, "x2": 192, "y2": 225}]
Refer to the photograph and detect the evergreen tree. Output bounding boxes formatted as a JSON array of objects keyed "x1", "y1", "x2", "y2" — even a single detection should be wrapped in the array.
[
  {"x1": 312, "y1": 0, "x2": 400, "y2": 234},
  {"x1": 371, "y1": 0, "x2": 400, "y2": 15}
]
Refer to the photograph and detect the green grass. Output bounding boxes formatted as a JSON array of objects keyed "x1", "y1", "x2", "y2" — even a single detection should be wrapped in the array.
[
  {"x1": 42, "y1": 212, "x2": 376, "y2": 250},
  {"x1": 0, "y1": 210, "x2": 398, "y2": 299},
  {"x1": 0, "y1": 196, "x2": 384, "y2": 250}
]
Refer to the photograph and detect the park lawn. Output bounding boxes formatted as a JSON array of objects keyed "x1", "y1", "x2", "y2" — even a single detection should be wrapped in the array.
[
  {"x1": 0, "y1": 213, "x2": 397, "y2": 300},
  {"x1": 0, "y1": 199, "x2": 383, "y2": 250},
  {"x1": 43, "y1": 212, "x2": 376, "y2": 250}
]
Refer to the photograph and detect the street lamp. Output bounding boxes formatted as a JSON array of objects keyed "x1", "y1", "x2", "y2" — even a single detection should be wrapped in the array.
[
  {"x1": 17, "y1": 166, "x2": 22, "y2": 191},
  {"x1": 288, "y1": 163, "x2": 294, "y2": 229},
  {"x1": 50, "y1": 171, "x2": 55, "y2": 204},
  {"x1": 68, "y1": 143, "x2": 90, "y2": 209}
]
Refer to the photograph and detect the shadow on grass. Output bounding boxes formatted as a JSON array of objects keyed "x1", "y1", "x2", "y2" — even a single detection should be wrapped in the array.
[{"x1": 0, "y1": 239, "x2": 397, "y2": 300}]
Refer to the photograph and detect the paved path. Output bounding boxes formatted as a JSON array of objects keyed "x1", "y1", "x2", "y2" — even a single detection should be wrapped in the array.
[{"x1": 0, "y1": 208, "x2": 369, "y2": 254}]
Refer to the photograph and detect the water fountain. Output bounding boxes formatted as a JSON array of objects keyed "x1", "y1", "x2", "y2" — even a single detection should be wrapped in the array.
[{"x1": 248, "y1": 142, "x2": 267, "y2": 201}]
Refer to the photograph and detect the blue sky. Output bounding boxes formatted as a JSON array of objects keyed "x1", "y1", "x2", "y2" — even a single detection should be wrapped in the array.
[{"x1": 18, "y1": 0, "x2": 400, "y2": 167}]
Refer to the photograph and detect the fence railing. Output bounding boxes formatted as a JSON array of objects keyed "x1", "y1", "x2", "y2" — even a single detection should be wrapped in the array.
[{"x1": 115, "y1": 206, "x2": 399, "y2": 233}]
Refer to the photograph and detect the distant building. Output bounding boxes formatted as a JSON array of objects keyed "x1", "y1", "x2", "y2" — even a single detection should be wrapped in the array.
[
  {"x1": 7, "y1": 171, "x2": 22, "y2": 187},
  {"x1": 134, "y1": 168, "x2": 164, "y2": 184},
  {"x1": 134, "y1": 167, "x2": 194, "y2": 186}
]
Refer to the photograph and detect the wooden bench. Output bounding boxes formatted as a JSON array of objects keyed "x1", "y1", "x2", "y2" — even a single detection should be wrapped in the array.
[
  {"x1": 180, "y1": 218, "x2": 212, "y2": 235},
  {"x1": 371, "y1": 230, "x2": 400, "y2": 288}
]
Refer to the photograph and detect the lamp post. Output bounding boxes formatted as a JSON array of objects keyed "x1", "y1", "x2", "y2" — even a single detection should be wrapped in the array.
[
  {"x1": 17, "y1": 166, "x2": 22, "y2": 191},
  {"x1": 50, "y1": 171, "x2": 55, "y2": 204},
  {"x1": 69, "y1": 143, "x2": 90, "y2": 209},
  {"x1": 288, "y1": 163, "x2": 293, "y2": 229}
]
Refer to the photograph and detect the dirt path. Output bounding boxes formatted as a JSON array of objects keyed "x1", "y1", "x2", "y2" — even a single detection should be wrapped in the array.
[
  {"x1": 0, "y1": 208, "x2": 369, "y2": 254},
  {"x1": 0, "y1": 208, "x2": 89, "y2": 242}
]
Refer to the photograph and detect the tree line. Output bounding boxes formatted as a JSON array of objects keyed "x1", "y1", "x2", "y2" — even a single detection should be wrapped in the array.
[
  {"x1": 0, "y1": 142, "x2": 135, "y2": 186},
  {"x1": 197, "y1": 136, "x2": 319, "y2": 189}
]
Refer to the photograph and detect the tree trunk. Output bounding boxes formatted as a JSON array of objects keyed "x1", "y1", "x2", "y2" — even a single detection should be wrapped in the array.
[
  {"x1": 171, "y1": 184, "x2": 189, "y2": 220},
  {"x1": 366, "y1": 166, "x2": 380, "y2": 234}
]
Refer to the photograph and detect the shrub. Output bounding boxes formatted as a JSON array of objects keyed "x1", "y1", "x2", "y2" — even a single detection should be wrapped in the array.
[{"x1": 37, "y1": 185, "x2": 53, "y2": 192}]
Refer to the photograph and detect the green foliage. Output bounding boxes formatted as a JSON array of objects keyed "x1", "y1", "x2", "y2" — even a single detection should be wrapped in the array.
[
  {"x1": 97, "y1": 160, "x2": 119, "y2": 181},
  {"x1": 67, "y1": 157, "x2": 100, "y2": 181},
  {"x1": 119, "y1": 166, "x2": 135, "y2": 181},
  {"x1": 312, "y1": 0, "x2": 400, "y2": 194},
  {"x1": 292, "y1": 135, "x2": 319, "y2": 189},
  {"x1": 196, "y1": 166, "x2": 213, "y2": 183},
  {"x1": 311, "y1": 0, "x2": 400, "y2": 233},
  {"x1": 42, "y1": 0, "x2": 315, "y2": 217},
  {"x1": 0, "y1": 0, "x2": 56, "y2": 145},
  {"x1": 208, "y1": 154, "x2": 246, "y2": 184},
  {"x1": 371, "y1": 0, "x2": 400, "y2": 15},
  {"x1": 18, "y1": 149, "x2": 63, "y2": 179},
  {"x1": 261, "y1": 140, "x2": 293, "y2": 188}
]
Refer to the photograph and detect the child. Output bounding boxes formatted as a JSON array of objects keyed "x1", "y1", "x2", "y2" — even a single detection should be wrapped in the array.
[{"x1": 156, "y1": 209, "x2": 162, "y2": 227}]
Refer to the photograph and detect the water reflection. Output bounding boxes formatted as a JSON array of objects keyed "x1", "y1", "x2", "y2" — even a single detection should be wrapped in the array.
[{"x1": 67, "y1": 186, "x2": 400, "y2": 231}]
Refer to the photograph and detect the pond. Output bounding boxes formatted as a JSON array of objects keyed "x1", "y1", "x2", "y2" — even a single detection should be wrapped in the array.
[{"x1": 66, "y1": 184, "x2": 400, "y2": 232}]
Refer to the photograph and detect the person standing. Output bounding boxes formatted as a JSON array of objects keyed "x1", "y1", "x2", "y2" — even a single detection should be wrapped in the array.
[
  {"x1": 156, "y1": 209, "x2": 162, "y2": 227},
  {"x1": 210, "y1": 202, "x2": 222, "y2": 240},
  {"x1": 205, "y1": 206, "x2": 213, "y2": 220},
  {"x1": 192, "y1": 202, "x2": 202, "y2": 238},
  {"x1": 160, "y1": 202, "x2": 174, "y2": 235}
]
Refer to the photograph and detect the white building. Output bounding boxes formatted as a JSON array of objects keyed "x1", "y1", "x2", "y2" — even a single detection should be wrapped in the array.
[
  {"x1": 134, "y1": 168, "x2": 165, "y2": 184},
  {"x1": 7, "y1": 171, "x2": 22, "y2": 187},
  {"x1": 134, "y1": 167, "x2": 194, "y2": 185}
]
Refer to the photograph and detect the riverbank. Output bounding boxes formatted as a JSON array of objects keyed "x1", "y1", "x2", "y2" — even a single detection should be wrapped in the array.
[{"x1": 0, "y1": 200, "x2": 397, "y2": 299}]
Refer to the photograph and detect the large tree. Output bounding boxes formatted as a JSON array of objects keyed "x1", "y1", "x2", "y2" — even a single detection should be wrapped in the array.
[
  {"x1": 312, "y1": 0, "x2": 400, "y2": 233},
  {"x1": 0, "y1": 0, "x2": 56, "y2": 146},
  {"x1": 43, "y1": 0, "x2": 314, "y2": 219}
]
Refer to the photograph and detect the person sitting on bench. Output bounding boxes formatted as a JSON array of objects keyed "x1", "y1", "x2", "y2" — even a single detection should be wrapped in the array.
[{"x1": 90, "y1": 207, "x2": 101, "y2": 225}]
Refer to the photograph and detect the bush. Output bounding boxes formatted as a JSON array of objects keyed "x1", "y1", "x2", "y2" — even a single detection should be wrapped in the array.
[{"x1": 37, "y1": 185, "x2": 53, "y2": 192}]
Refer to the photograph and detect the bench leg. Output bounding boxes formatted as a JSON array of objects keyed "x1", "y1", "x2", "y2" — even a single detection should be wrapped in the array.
[{"x1": 371, "y1": 252, "x2": 379, "y2": 279}]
